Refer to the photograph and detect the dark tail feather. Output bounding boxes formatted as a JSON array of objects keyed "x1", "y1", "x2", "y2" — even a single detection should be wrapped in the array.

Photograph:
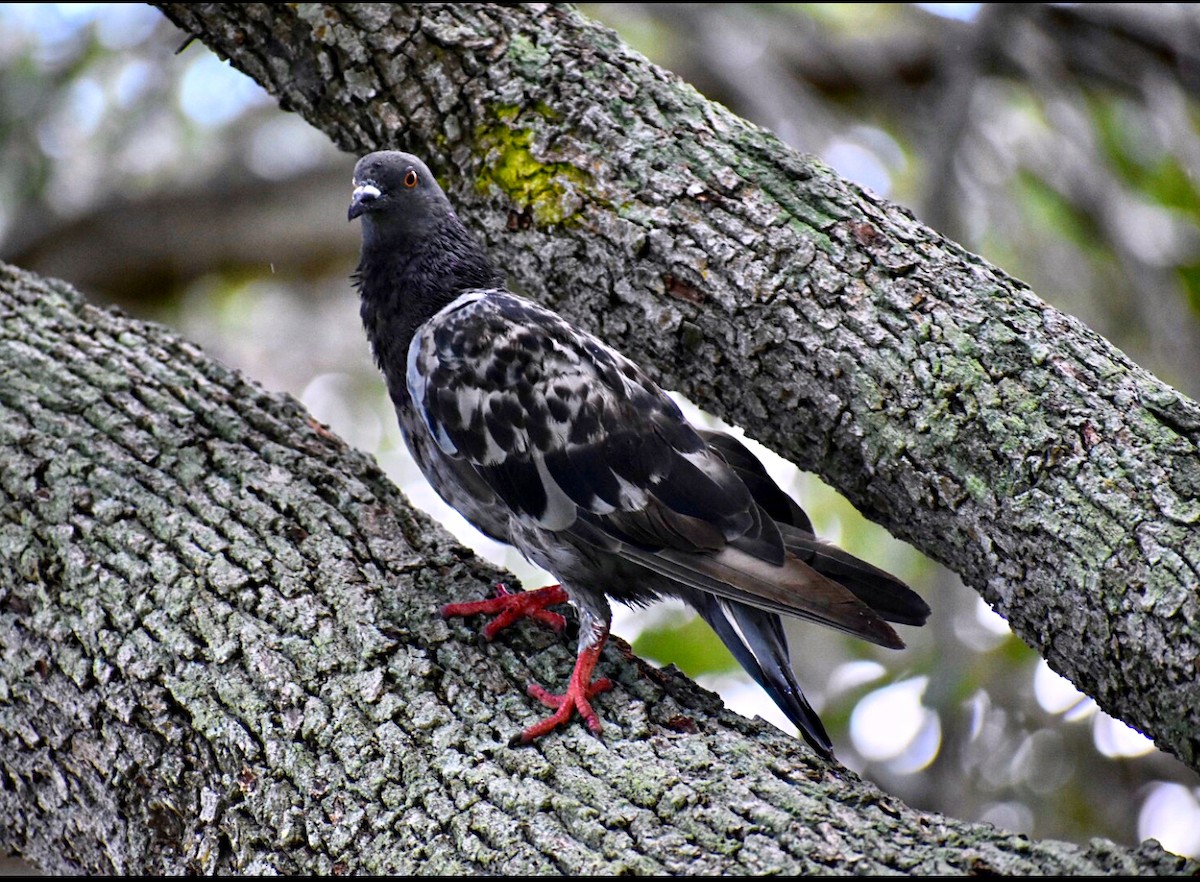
[
  {"x1": 693, "y1": 592, "x2": 835, "y2": 759},
  {"x1": 701, "y1": 428, "x2": 929, "y2": 628},
  {"x1": 780, "y1": 525, "x2": 931, "y2": 627}
]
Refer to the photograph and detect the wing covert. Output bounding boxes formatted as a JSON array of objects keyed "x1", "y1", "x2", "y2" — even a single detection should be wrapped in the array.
[{"x1": 406, "y1": 292, "x2": 761, "y2": 547}]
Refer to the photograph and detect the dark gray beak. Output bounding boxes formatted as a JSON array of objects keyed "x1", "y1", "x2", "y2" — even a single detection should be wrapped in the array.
[{"x1": 348, "y1": 182, "x2": 382, "y2": 221}]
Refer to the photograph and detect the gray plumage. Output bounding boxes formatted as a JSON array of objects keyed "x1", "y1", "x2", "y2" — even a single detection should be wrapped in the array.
[{"x1": 349, "y1": 150, "x2": 929, "y2": 757}]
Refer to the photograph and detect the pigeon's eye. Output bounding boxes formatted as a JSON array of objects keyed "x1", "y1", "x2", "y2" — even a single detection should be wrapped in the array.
[{"x1": 403, "y1": 169, "x2": 419, "y2": 188}]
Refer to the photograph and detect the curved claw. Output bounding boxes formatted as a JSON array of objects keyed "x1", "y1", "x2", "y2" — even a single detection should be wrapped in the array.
[{"x1": 444, "y1": 584, "x2": 615, "y2": 745}]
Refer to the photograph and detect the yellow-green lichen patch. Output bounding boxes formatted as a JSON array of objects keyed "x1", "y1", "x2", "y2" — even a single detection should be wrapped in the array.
[{"x1": 475, "y1": 108, "x2": 593, "y2": 227}]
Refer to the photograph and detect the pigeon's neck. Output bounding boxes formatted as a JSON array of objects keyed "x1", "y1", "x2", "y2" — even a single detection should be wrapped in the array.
[{"x1": 354, "y1": 216, "x2": 499, "y2": 406}]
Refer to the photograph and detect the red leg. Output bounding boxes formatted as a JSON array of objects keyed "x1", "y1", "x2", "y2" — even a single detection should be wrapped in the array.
[
  {"x1": 440, "y1": 582, "x2": 568, "y2": 640},
  {"x1": 444, "y1": 585, "x2": 614, "y2": 743},
  {"x1": 517, "y1": 617, "x2": 613, "y2": 743},
  {"x1": 520, "y1": 639, "x2": 613, "y2": 742}
]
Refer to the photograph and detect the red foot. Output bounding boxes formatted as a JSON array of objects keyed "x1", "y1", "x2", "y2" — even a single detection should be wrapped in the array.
[
  {"x1": 518, "y1": 639, "x2": 613, "y2": 743},
  {"x1": 440, "y1": 582, "x2": 568, "y2": 641}
]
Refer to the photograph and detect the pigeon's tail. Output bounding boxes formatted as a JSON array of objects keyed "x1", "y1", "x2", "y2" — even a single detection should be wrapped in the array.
[
  {"x1": 699, "y1": 428, "x2": 931, "y2": 631},
  {"x1": 688, "y1": 428, "x2": 930, "y2": 757},
  {"x1": 779, "y1": 526, "x2": 930, "y2": 627},
  {"x1": 693, "y1": 593, "x2": 835, "y2": 759}
]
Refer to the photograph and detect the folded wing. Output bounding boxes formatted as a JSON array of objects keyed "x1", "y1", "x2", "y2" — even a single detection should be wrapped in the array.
[{"x1": 407, "y1": 291, "x2": 928, "y2": 647}]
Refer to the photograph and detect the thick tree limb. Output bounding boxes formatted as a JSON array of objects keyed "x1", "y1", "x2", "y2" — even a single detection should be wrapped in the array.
[
  {"x1": 5, "y1": 165, "x2": 358, "y2": 307},
  {"x1": 1, "y1": 264, "x2": 1192, "y2": 874},
  {"x1": 639, "y1": 4, "x2": 1200, "y2": 109},
  {"x1": 149, "y1": 4, "x2": 1200, "y2": 773}
]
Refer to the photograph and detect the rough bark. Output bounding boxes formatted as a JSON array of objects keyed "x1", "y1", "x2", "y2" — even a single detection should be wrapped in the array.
[
  {"x1": 149, "y1": 4, "x2": 1200, "y2": 773},
  {"x1": 1, "y1": 264, "x2": 1192, "y2": 874}
]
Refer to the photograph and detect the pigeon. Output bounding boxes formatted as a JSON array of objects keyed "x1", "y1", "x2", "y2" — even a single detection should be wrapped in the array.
[{"x1": 348, "y1": 150, "x2": 930, "y2": 758}]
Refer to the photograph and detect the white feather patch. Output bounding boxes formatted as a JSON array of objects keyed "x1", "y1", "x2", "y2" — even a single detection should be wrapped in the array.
[
  {"x1": 534, "y1": 454, "x2": 579, "y2": 531},
  {"x1": 407, "y1": 291, "x2": 492, "y2": 455}
]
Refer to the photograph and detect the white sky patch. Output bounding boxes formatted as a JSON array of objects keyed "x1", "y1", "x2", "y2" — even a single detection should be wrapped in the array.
[
  {"x1": 822, "y1": 138, "x2": 893, "y2": 198},
  {"x1": 1092, "y1": 712, "x2": 1155, "y2": 759},
  {"x1": 94, "y1": 2, "x2": 160, "y2": 50},
  {"x1": 826, "y1": 659, "x2": 887, "y2": 696},
  {"x1": 179, "y1": 51, "x2": 269, "y2": 128},
  {"x1": 1033, "y1": 658, "x2": 1094, "y2": 719},
  {"x1": 1139, "y1": 783, "x2": 1200, "y2": 858},
  {"x1": 851, "y1": 676, "x2": 939, "y2": 766},
  {"x1": 954, "y1": 595, "x2": 1011, "y2": 652},
  {"x1": 916, "y1": 3, "x2": 982, "y2": 21}
]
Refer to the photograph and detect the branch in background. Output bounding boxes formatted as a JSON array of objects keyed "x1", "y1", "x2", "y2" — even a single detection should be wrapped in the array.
[
  {"x1": 635, "y1": 4, "x2": 1200, "y2": 107},
  {"x1": 4, "y1": 166, "x2": 357, "y2": 306}
]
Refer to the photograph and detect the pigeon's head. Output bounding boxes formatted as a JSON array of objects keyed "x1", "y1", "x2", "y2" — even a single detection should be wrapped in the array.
[{"x1": 348, "y1": 151, "x2": 455, "y2": 245}]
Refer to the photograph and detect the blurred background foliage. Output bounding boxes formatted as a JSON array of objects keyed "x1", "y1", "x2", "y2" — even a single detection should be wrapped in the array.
[{"x1": 2, "y1": 1, "x2": 1199, "y2": 865}]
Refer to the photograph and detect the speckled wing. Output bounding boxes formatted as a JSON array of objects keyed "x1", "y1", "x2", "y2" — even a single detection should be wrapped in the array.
[{"x1": 407, "y1": 291, "x2": 902, "y2": 647}]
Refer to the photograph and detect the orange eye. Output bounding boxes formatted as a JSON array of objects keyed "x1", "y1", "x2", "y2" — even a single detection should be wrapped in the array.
[{"x1": 403, "y1": 169, "x2": 419, "y2": 188}]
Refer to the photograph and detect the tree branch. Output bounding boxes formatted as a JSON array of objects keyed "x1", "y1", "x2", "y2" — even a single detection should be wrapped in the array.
[
  {"x1": 149, "y1": 3, "x2": 1200, "y2": 773},
  {"x1": 1, "y1": 263, "x2": 1191, "y2": 874},
  {"x1": 5, "y1": 1, "x2": 1199, "y2": 873},
  {"x1": 4, "y1": 165, "x2": 357, "y2": 306}
]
